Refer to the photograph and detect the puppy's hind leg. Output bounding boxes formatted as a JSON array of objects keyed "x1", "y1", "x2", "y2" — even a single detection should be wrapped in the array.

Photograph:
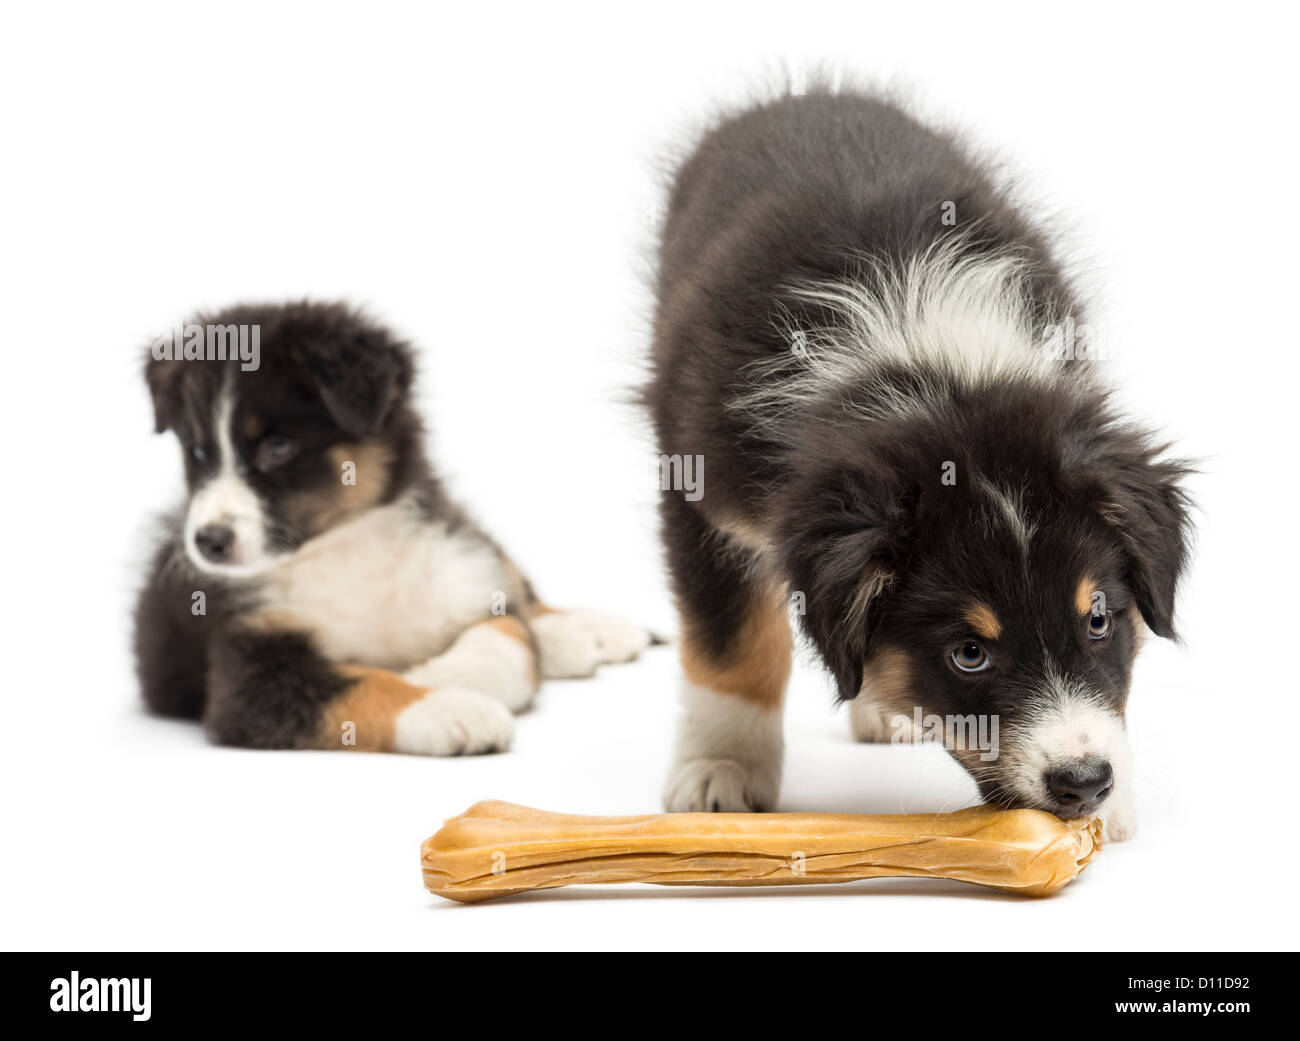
[
  {"x1": 206, "y1": 628, "x2": 514, "y2": 755},
  {"x1": 661, "y1": 503, "x2": 791, "y2": 813}
]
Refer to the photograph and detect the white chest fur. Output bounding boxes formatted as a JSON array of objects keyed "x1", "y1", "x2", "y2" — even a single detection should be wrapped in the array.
[{"x1": 251, "y1": 497, "x2": 509, "y2": 670}]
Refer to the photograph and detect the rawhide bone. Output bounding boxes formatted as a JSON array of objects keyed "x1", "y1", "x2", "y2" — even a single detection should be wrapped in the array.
[{"x1": 421, "y1": 801, "x2": 1102, "y2": 902}]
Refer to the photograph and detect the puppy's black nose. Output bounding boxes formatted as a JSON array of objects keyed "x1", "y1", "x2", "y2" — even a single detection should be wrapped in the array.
[
  {"x1": 1046, "y1": 759, "x2": 1113, "y2": 812},
  {"x1": 195, "y1": 524, "x2": 235, "y2": 563}
]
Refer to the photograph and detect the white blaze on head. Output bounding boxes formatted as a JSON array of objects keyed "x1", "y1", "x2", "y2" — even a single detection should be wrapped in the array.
[
  {"x1": 183, "y1": 386, "x2": 271, "y2": 576},
  {"x1": 976, "y1": 478, "x2": 1038, "y2": 559}
]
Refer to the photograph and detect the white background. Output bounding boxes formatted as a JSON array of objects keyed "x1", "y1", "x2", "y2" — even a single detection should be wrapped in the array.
[{"x1": 2, "y1": 1, "x2": 1297, "y2": 951}]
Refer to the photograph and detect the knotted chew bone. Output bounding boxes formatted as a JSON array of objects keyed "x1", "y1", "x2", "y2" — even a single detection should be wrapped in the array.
[{"x1": 421, "y1": 801, "x2": 1102, "y2": 902}]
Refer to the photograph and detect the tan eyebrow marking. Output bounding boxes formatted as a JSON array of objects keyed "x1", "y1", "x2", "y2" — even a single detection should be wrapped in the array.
[
  {"x1": 1075, "y1": 577, "x2": 1097, "y2": 616},
  {"x1": 963, "y1": 603, "x2": 1002, "y2": 641}
]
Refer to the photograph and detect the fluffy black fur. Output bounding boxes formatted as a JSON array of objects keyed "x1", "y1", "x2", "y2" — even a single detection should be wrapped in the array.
[{"x1": 647, "y1": 88, "x2": 1192, "y2": 811}]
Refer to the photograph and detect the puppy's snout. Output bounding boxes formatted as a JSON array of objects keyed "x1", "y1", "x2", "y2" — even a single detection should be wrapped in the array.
[
  {"x1": 1045, "y1": 758, "x2": 1113, "y2": 815},
  {"x1": 194, "y1": 523, "x2": 236, "y2": 563}
]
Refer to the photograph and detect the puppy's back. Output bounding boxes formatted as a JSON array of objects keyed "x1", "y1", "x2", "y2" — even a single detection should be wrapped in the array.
[
  {"x1": 649, "y1": 92, "x2": 1035, "y2": 510},
  {"x1": 660, "y1": 91, "x2": 973, "y2": 278}
]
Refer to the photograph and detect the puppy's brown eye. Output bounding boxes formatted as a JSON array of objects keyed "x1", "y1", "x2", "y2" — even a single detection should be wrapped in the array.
[
  {"x1": 1088, "y1": 610, "x2": 1113, "y2": 640},
  {"x1": 255, "y1": 437, "x2": 298, "y2": 471},
  {"x1": 950, "y1": 642, "x2": 990, "y2": 673}
]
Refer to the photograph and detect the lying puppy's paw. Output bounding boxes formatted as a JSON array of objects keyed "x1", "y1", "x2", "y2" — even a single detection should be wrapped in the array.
[
  {"x1": 533, "y1": 610, "x2": 651, "y2": 679},
  {"x1": 404, "y1": 625, "x2": 537, "y2": 712},
  {"x1": 566, "y1": 610, "x2": 651, "y2": 663},
  {"x1": 663, "y1": 757, "x2": 779, "y2": 813},
  {"x1": 1097, "y1": 793, "x2": 1137, "y2": 843},
  {"x1": 392, "y1": 687, "x2": 515, "y2": 756}
]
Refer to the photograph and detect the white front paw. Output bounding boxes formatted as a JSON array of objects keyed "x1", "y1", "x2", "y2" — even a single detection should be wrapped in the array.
[
  {"x1": 567, "y1": 610, "x2": 651, "y2": 663},
  {"x1": 532, "y1": 610, "x2": 650, "y2": 679},
  {"x1": 392, "y1": 687, "x2": 515, "y2": 756},
  {"x1": 663, "y1": 757, "x2": 780, "y2": 813},
  {"x1": 1098, "y1": 794, "x2": 1137, "y2": 843}
]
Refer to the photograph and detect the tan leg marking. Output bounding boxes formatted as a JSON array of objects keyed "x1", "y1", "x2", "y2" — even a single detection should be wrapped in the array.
[
  {"x1": 680, "y1": 587, "x2": 792, "y2": 709},
  {"x1": 481, "y1": 614, "x2": 530, "y2": 641},
  {"x1": 312, "y1": 666, "x2": 429, "y2": 751},
  {"x1": 496, "y1": 556, "x2": 538, "y2": 614},
  {"x1": 963, "y1": 602, "x2": 1002, "y2": 641}
]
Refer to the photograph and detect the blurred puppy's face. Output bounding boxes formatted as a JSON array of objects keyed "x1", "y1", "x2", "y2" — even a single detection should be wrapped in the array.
[
  {"x1": 144, "y1": 306, "x2": 410, "y2": 577},
  {"x1": 167, "y1": 364, "x2": 387, "y2": 576}
]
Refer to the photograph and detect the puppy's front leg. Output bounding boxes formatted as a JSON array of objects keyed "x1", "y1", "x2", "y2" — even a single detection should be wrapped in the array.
[
  {"x1": 661, "y1": 501, "x2": 791, "y2": 812},
  {"x1": 206, "y1": 628, "x2": 513, "y2": 755},
  {"x1": 403, "y1": 615, "x2": 540, "y2": 713},
  {"x1": 664, "y1": 586, "x2": 792, "y2": 812}
]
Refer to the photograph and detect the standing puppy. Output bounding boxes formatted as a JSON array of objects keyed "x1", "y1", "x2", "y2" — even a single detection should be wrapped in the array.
[
  {"x1": 136, "y1": 302, "x2": 648, "y2": 754},
  {"x1": 646, "y1": 90, "x2": 1191, "y2": 840}
]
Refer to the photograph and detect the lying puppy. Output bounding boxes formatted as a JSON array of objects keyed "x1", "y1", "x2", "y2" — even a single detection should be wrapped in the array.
[
  {"x1": 135, "y1": 302, "x2": 648, "y2": 754},
  {"x1": 646, "y1": 89, "x2": 1192, "y2": 840}
]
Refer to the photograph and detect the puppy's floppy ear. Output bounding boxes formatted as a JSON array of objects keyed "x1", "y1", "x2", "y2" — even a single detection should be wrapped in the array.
[
  {"x1": 300, "y1": 318, "x2": 413, "y2": 438},
  {"x1": 780, "y1": 463, "x2": 915, "y2": 701},
  {"x1": 1087, "y1": 435, "x2": 1195, "y2": 640},
  {"x1": 143, "y1": 349, "x2": 183, "y2": 434}
]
